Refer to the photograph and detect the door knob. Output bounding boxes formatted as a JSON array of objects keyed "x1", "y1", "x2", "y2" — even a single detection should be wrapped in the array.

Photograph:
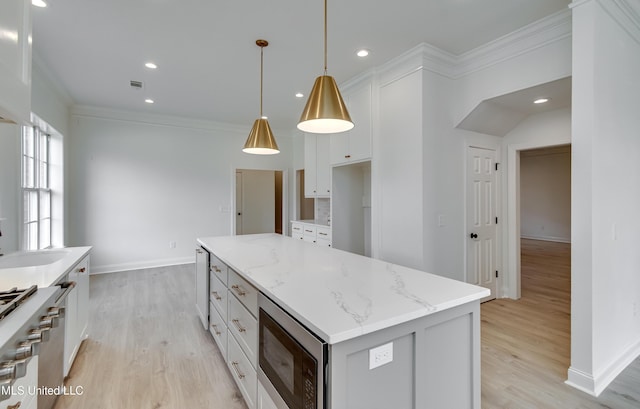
[{"x1": 470, "y1": 233, "x2": 478, "y2": 239}]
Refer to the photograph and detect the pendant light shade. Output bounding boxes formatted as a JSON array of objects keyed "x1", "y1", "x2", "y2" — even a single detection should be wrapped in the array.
[
  {"x1": 243, "y1": 39, "x2": 279, "y2": 155},
  {"x1": 244, "y1": 118, "x2": 278, "y2": 154},
  {"x1": 298, "y1": 75, "x2": 353, "y2": 134},
  {"x1": 297, "y1": 0, "x2": 353, "y2": 134}
]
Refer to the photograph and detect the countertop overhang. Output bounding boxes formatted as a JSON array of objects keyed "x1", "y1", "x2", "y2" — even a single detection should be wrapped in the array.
[{"x1": 198, "y1": 234, "x2": 488, "y2": 344}]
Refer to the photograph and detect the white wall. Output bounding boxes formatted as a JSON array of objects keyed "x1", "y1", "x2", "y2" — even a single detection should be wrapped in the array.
[
  {"x1": 67, "y1": 107, "x2": 292, "y2": 273},
  {"x1": 568, "y1": 0, "x2": 640, "y2": 396},
  {"x1": 0, "y1": 123, "x2": 21, "y2": 253},
  {"x1": 520, "y1": 147, "x2": 571, "y2": 242}
]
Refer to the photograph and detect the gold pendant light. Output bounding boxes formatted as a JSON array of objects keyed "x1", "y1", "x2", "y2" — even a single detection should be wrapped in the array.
[
  {"x1": 297, "y1": 0, "x2": 353, "y2": 134},
  {"x1": 243, "y1": 39, "x2": 280, "y2": 155}
]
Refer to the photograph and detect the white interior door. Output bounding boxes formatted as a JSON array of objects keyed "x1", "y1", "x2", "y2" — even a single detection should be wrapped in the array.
[{"x1": 466, "y1": 147, "x2": 498, "y2": 301}]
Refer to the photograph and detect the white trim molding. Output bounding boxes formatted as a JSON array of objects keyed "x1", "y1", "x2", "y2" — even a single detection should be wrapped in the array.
[{"x1": 91, "y1": 257, "x2": 194, "y2": 274}]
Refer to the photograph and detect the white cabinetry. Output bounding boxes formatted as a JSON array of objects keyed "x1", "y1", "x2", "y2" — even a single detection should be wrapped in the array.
[
  {"x1": 0, "y1": 0, "x2": 32, "y2": 123},
  {"x1": 195, "y1": 247, "x2": 209, "y2": 330},
  {"x1": 205, "y1": 250, "x2": 259, "y2": 409},
  {"x1": 4, "y1": 356, "x2": 38, "y2": 409},
  {"x1": 304, "y1": 133, "x2": 331, "y2": 198},
  {"x1": 291, "y1": 221, "x2": 332, "y2": 247},
  {"x1": 63, "y1": 255, "x2": 90, "y2": 376},
  {"x1": 330, "y1": 83, "x2": 372, "y2": 166}
]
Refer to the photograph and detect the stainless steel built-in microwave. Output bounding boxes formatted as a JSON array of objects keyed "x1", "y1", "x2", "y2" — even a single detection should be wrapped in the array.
[{"x1": 258, "y1": 293, "x2": 328, "y2": 409}]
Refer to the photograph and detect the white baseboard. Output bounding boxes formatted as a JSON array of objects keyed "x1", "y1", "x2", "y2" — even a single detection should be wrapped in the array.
[
  {"x1": 566, "y1": 339, "x2": 640, "y2": 396},
  {"x1": 91, "y1": 256, "x2": 195, "y2": 274},
  {"x1": 520, "y1": 234, "x2": 571, "y2": 243}
]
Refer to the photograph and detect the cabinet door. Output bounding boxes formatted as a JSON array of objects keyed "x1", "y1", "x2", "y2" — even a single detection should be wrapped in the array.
[
  {"x1": 345, "y1": 83, "x2": 372, "y2": 162},
  {"x1": 0, "y1": 0, "x2": 32, "y2": 123},
  {"x1": 315, "y1": 135, "x2": 331, "y2": 197},
  {"x1": 75, "y1": 256, "x2": 90, "y2": 343},
  {"x1": 330, "y1": 83, "x2": 372, "y2": 165},
  {"x1": 304, "y1": 133, "x2": 317, "y2": 198},
  {"x1": 63, "y1": 276, "x2": 78, "y2": 377},
  {"x1": 330, "y1": 131, "x2": 349, "y2": 165},
  {"x1": 195, "y1": 247, "x2": 210, "y2": 330}
]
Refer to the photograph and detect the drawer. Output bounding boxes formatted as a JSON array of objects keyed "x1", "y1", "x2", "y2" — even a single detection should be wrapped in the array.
[
  {"x1": 302, "y1": 225, "x2": 317, "y2": 236},
  {"x1": 210, "y1": 273, "x2": 228, "y2": 320},
  {"x1": 228, "y1": 335, "x2": 257, "y2": 409},
  {"x1": 316, "y1": 226, "x2": 331, "y2": 241},
  {"x1": 292, "y1": 231, "x2": 304, "y2": 241},
  {"x1": 209, "y1": 302, "x2": 228, "y2": 359},
  {"x1": 228, "y1": 268, "x2": 258, "y2": 316},
  {"x1": 210, "y1": 253, "x2": 228, "y2": 285},
  {"x1": 291, "y1": 222, "x2": 303, "y2": 235},
  {"x1": 316, "y1": 238, "x2": 332, "y2": 247},
  {"x1": 228, "y1": 295, "x2": 258, "y2": 368}
]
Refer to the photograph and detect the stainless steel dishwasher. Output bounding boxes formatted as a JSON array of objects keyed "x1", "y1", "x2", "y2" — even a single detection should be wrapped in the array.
[{"x1": 38, "y1": 280, "x2": 76, "y2": 409}]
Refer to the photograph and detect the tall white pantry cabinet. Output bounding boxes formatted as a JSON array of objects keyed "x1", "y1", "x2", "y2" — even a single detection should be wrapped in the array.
[{"x1": 0, "y1": 0, "x2": 32, "y2": 124}]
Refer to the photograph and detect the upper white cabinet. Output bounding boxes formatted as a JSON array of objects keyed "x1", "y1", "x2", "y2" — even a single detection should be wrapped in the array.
[
  {"x1": 304, "y1": 133, "x2": 331, "y2": 198},
  {"x1": 0, "y1": 0, "x2": 32, "y2": 124},
  {"x1": 330, "y1": 82, "x2": 372, "y2": 166}
]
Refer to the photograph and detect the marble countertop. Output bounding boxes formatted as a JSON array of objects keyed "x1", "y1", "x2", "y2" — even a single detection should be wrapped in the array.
[
  {"x1": 291, "y1": 219, "x2": 330, "y2": 227},
  {"x1": 0, "y1": 246, "x2": 92, "y2": 289},
  {"x1": 198, "y1": 234, "x2": 488, "y2": 344}
]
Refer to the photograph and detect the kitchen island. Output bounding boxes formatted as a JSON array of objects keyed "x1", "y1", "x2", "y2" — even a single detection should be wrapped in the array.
[{"x1": 198, "y1": 233, "x2": 488, "y2": 409}]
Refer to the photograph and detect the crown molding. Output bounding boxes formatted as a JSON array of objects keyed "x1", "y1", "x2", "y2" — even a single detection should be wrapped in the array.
[
  {"x1": 453, "y1": 9, "x2": 572, "y2": 78},
  {"x1": 71, "y1": 104, "x2": 250, "y2": 134},
  {"x1": 599, "y1": 0, "x2": 640, "y2": 45},
  {"x1": 366, "y1": 9, "x2": 572, "y2": 87}
]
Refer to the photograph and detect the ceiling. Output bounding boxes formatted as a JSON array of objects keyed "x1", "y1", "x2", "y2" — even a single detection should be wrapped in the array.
[
  {"x1": 457, "y1": 77, "x2": 572, "y2": 137},
  {"x1": 31, "y1": 0, "x2": 571, "y2": 132}
]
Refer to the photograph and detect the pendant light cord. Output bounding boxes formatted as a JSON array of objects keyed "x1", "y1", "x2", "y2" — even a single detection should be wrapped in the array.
[
  {"x1": 324, "y1": 0, "x2": 328, "y2": 74},
  {"x1": 260, "y1": 44, "x2": 264, "y2": 117}
]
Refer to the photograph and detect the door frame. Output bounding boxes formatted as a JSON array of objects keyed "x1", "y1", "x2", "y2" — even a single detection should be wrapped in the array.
[
  {"x1": 231, "y1": 167, "x2": 288, "y2": 236},
  {"x1": 464, "y1": 142, "x2": 502, "y2": 299},
  {"x1": 505, "y1": 141, "x2": 570, "y2": 299}
]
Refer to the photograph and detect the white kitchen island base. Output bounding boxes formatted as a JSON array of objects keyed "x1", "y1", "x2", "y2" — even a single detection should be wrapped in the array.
[
  {"x1": 328, "y1": 301, "x2": 480, "y2": 409},
  {"x1": 197, "y1": 234, "x2": 487, "y2": 409}
]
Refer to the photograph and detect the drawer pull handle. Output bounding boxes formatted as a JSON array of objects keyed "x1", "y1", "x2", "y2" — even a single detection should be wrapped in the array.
[
  {"x1": 305, "y1": 229, "x2": 313, "y2": 233},
  {"x1": 232, "y1": 319, "x2": 246, "y2": 333},
  {"x1": 231, "y1": 285, "x2": 246, "y2": 297},
  {"x1": 345, "y1": 154, "x2": 351, "y2": 158},
  {"x1": 318, "y1": 232, "x2": 327, "y2": 236},
  {"x1": 77, "y1": 267, "x2": 86, "y2": 273},
  {"x1": 211, "y1": 265, "x2": 222, "y2": 273},
  {"x1": 210, "y1": 324, "x2": 222, "y2": 336},
  {"x1": 231, "y1": 361, "x2": 245, "y2": 379},
  {"x1": 211, "y1": 291, "x2": 222, "y2": 301}
]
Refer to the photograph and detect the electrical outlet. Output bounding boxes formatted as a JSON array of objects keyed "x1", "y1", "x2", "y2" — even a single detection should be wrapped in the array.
[
  {"x1": 369, "y1": 342, "x2": 393, "y2": 369},
  {"x1": 633, "y1": 302, "x2": 638, "y2": 318},
  {"x1": 169, "y1": 241, "x2": 176, "y2": 249}
]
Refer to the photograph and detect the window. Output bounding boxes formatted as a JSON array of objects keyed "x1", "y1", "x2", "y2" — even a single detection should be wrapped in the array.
[{"x1": 22, "y1": 125, "x2": 51, "y2": 250}]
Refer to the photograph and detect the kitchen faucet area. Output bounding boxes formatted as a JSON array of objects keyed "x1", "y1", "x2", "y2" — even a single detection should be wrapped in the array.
[{"x1": 1, "y1": 0, "x2": 640, "y2": 408}]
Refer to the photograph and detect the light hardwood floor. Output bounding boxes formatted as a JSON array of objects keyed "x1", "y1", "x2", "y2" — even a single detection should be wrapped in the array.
[
  {"x1": 53, "y1": 241, "x2": 639, "y2": 408},
  {"x1": 481, "y1": 239, "x2": 640, "y2": 409},
  {"x1": 53, "y1": 264, "x2": 248, "y2": 409}
]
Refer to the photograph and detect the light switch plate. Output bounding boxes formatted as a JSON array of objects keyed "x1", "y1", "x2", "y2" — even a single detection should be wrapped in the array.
[{"x1": 369, "y1": 342, "x2": 393, "y2": 369}]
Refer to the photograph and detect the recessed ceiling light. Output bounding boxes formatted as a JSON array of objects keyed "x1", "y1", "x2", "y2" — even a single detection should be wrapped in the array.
[
  {"x1": 356, "y1": 49, "x2": 370, "y2": 58},
  {"x1": 145, "y1": 99, "x2": 154, "y2": 104},
  {"x1": 32, "y1": 0, "x2": 47, "y2": 7},
  {"x1": 534, "y1": 98, "x2": 549, "y2": 104},
  {"x1": 295, "y1": 93, "x2": 304, "y2": 98},
  {"x1": 145, "y1": 62, "x2": 157, "y2": 69}
]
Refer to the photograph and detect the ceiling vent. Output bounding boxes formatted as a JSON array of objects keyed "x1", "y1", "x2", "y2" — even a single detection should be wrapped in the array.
[{"x1": 130, "y1": 80, "x2": 144, "y2": 89}]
